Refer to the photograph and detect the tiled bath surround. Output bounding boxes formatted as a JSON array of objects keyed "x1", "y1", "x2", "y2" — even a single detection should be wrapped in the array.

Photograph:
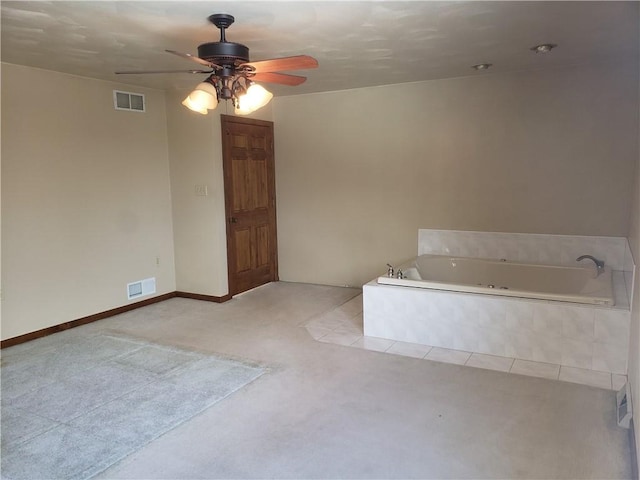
[
  {"x1": 418, "y1": 229, "x2": 636, "y2": 312},
  {"x1": 309, "y1": 295, "x2": 627, "y2": 390},
  {"x1": 418, "y1": 230, "x2": 634, "y2": 272},
  {"x1": 364, "y1": 284, "x2": 630, "y2": 374},
  {"x1": 364, "y1": 230, "x2": 634, "y2": 376}
]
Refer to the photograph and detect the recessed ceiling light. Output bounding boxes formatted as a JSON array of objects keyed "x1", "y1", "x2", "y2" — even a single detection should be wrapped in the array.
[
  {"x1": 530, "y1": 43, "x2": 558, "y2": 53},
  {"x1": 471, "y1": 63, "x2": 492, "y2": 71}
]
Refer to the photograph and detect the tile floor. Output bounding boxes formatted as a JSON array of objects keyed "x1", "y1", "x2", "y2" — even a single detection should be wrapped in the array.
[{"x1": 306, "y1": 294, "x2": 628, "y2": 391}]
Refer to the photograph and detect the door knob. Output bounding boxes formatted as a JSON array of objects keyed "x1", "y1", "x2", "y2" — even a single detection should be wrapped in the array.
[{"x1": 229, "y1": 217, "x2": 238, "y2": 223}]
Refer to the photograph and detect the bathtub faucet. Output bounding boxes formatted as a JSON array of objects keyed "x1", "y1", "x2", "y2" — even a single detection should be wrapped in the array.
[
  {"x1": 387, "y1": 264, "x2": 394, "y2": 277},
  {"x1": 576, "y1": 255, "x2": 605, "y2": 276}
]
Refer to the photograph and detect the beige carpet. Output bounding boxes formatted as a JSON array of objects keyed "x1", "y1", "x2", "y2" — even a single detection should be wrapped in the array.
[{"x1": 1, "y1": 283, "x2": 633, "y2": 479}]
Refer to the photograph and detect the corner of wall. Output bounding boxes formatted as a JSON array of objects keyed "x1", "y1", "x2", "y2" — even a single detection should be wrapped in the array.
[{"x1": 627, "y1": 50, "x2": 640, "y2": 472}]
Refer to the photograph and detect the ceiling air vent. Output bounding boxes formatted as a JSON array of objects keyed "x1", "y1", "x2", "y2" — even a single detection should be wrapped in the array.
[{"x1": 113, "y1": 90, "x2": 145, "y2": 112}]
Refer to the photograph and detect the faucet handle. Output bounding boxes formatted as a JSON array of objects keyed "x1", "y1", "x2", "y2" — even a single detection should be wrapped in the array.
[{"x1": 386, "y1": 263, "x2": 394, "y2": 277}]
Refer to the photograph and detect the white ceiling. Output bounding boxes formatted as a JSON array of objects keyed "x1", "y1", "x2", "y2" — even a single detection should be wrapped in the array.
[{"x1": 1, "y1": 1, "x2": 638, "y2": 97}]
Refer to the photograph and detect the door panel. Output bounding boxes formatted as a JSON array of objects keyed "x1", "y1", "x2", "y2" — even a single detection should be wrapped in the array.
[
  {"x1": 255, "y1": 224, "x2": 270, "y2": 268},
  {"x1": 222, "y1": 115, "x2": 278, "y2": 295},
  {"x1": 234, "y1": 228, "x2": 253, "y2": 273}
]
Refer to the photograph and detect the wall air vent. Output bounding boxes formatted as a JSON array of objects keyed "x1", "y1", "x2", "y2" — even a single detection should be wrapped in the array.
[
  {"x1": 127, "y1": 277, "x2": 156, "y2": 300},
  {"x1": 616, "y1": 382, "x2": 633, "y2": 429},
  {"x1": 113, "y1": 90, "x2": 145, "y2": 112}
]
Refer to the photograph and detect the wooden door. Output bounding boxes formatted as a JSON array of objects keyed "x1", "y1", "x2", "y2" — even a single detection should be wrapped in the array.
[{"x1": 221, "y1": 115, "x2": 278, "y2": 295}]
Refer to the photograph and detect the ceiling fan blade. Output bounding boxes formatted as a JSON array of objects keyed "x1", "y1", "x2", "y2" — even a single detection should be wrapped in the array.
[
  {"x1": 115, "y1": 69, "x2": 213, "y2": 75},
  {"x1": 252, "y1": 72, "x2": 307, "y2": 86},
  {"x1": 242, "y1": 55, "x2": 318, "y2": 73},
  {"x1": 165, "y1": 49, "x2": 220, "y2": 69}
]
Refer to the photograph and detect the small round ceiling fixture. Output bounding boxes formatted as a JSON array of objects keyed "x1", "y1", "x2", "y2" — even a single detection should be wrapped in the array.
[
  {"x1": 530, "y1": 43, "x2": 557, "y2": 53},
  {"x1": 471, "y1": 63, "x2": 492, "y2": 71}
]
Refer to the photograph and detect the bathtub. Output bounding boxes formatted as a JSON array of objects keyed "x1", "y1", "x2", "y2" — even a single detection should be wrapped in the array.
[{"x1": 378, "y1": 254, "x2": 614, "y2": 306}]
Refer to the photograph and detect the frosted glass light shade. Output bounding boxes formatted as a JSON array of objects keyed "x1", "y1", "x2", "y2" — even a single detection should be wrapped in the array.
[
  {"x1": 181, "y1": 95, "x2": 208, "y2": 114},
  {"x1": 182, "y1": 82, "x2": 218, "y2": 114},
  {"x1": 234, "y1": 84, "x2": 273, "y2": 115}
]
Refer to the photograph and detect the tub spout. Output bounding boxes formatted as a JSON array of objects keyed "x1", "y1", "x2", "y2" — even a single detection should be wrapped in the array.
[{"x1": 576, "y1": 255, "x2": 605, "y2": 276}]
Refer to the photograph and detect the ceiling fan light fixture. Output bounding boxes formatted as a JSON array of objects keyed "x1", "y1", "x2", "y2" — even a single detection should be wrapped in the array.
[
  {"x1": 117, "y1": 13, "x2": 317, "y2": 117},
  {"x1": 234, "y1": 83, "x2": 273, "y2": 115},
  {"x1": 182, "y1": 81, "x2": 219, "y2": 114}
]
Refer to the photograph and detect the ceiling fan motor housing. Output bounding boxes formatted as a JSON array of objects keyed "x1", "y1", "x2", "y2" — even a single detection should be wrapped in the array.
[{"x1": 197, "y1": 41, "x2": 250, "y2": 67}]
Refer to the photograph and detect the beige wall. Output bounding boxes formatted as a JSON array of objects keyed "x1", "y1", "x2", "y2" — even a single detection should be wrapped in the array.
[
  {"x1": 273, "y1": 64, "x2": 639, "y2": 287},
  {"x1": 1, "y1": 63, "x2": 176, "y2": 340},
  {"x1": 165, "y1": 92, "x2": 272, "y2": 297}
]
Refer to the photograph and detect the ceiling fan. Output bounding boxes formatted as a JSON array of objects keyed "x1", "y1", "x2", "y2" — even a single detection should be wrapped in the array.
[{"x1": 115, "y1": 13, "x2": 318, "y2": 115}]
